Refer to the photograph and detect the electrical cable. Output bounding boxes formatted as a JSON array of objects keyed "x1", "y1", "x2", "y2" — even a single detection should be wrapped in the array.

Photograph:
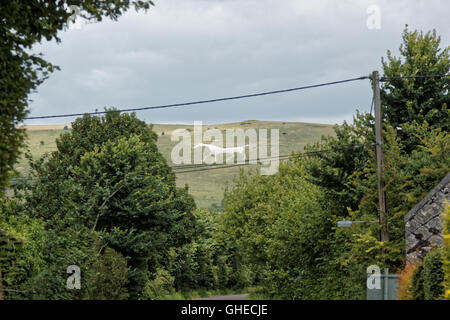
[{"x1": 24, "y1": 76, "x2": 370, "y2": 120}]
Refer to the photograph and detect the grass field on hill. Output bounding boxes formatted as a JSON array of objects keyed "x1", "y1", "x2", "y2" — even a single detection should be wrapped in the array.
[{"x1": 15, "y1": 121, "x2": 335, "y2": 208}]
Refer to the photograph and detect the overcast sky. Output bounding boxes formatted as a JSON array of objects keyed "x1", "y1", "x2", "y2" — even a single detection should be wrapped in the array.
[{"x1": 27, "y1": 0, "x2": 449, "y2": 125}]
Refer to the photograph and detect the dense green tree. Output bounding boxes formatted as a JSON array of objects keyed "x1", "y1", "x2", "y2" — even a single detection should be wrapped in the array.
[
  {"x1": 349, "y1": 123, "x2": 449, "y2": 268},
  {"x1": 302, "y1": 27, "x2": 449, "y2": 262},
  {"x1": 17, "y1": 110, "x2": 196, "y2": 298},
  {"x1": 206, "y1": 27, "x2": 449, "y2": 300},
  {"x1": 303, "y1": 112, "x2": 375, "y2": 216},
  {"x1": 381, "y1": 27, "x2": 449, "y2": 152},
  {"x1": 1, "y1": 189, "x2": 130, "y2": 300},
  {"x1": 410, "y1": 248, "x2": 445, "y2": 300},
  {"x1": 214, "y1": 27, "x2": 450, "y2": 300},
  {"x1": 305, "y1": 26, "x2": 449, "y2": 215},
  {"x1": 422, "y1": 249, "x2": 444, "y2": 300},
  {"x1": 443, "y1": 203, "x2": 450, "y2": 300},
  {"x1": 166, "y1": 208, "x2": 234, "y2": 292},
  {"x1": 411, "y1": 263, "x2": 425, "y2": 300},
  {"x1": 218, "y1": 121, "x2": 448, "y2": 299},
  {"x1": 0, "y1": 0, "x2": 154, "y2": 193},
  {"x1": 0, "y1": 199, "x2": 47, "y2": 299},
  {"x1": 217, "y1": 164, "x2": 370, "y2": 299}
]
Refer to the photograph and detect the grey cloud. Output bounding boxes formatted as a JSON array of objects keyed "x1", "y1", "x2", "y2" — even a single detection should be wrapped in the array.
[{"x1": 27, "y1": 0, "x2": 449, "y2": 125}]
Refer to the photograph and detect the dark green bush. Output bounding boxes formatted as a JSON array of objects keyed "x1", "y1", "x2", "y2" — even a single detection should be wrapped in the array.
[
  {"x1": 167, "y1": 209, "x2": 234, "y2": 292},
  {"x1": 423, "y1": 248, "x2": 444, "y2": 300},
  {"x1": 411, "y1": 249, "x2": 445, "y2": 300},
  {"x1": 411, "y1": 262, "x2": 425, "y2": 300},
  {"x1": 142, "y1": 268, "x2": 175, "y2": 300},
  {"x1": 15, "y1": 110, "x2": 197, "y2": 299}
]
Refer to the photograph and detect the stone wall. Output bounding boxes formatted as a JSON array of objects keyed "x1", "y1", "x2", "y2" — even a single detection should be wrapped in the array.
[{"x1": 404, "y1": 173, "x2": 450, "y2": 264}]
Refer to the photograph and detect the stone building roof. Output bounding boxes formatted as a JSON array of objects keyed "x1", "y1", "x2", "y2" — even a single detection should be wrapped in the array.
[
  {"x1": 404, "y1": 172, "x2": 450, "y2": 264},
  {"x1": 404, "y1": 173, "x2": 450, "y2": 222}
]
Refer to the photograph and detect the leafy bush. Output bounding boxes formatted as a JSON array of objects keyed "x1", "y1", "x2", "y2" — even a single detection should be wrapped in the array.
[
  {"x1": 381, "y1": 28, "x2": 450, "y2": 151},
  {"x1": 13, "y1": 110, "x2": 197, "y2": 299},
  {"x1": 83, "y1": 247, "x2": 129, "y2": 300},
  {"x1": 397, "y1": 263, "x2": 418, "y2": 300},
  {"x1": 0, "y1": 199, "x2": 46, "y2": 299},
  {"x1": 0, "y1": 0, "x2": 154, "y2": 197},
  {"x1": 218, "y1": 163, "x2": 356, "y2": 299},
  {"x1": 142, "y1": 268, "x2": 175, "y2": 300},
  {"x1": 411, "y1": 263, "x2": 425, "y2": 300},
  {"x1": 442, "y1": 202, "x2": 450, "y2": 299},
  {"x1": 167, "y1": 209, "x2": 234, "y2": 292},
  {"x1": 423, "y1": 248, "x2": 444, "y2": 300},
  {"x1": 1, "y1": 203, "x2": 130, "y2": 300},
  {"x1": 410, "y1": 249, "x2": 445, "y2": 300}
]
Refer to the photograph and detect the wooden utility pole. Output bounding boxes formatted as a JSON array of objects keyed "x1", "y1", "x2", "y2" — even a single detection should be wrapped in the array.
[{"x1": 372, "y1": 71, "x2": 389, "y2": 242}]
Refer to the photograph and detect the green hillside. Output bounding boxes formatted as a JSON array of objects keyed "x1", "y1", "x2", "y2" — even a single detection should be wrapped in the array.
[{"x1": 16, "y1": 120, "x2": 335, "y2": 208}]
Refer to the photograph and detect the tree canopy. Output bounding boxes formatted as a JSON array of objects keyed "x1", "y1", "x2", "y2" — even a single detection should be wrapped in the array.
[
  {"x1": 381, "y1": 27, "x2": 449, "y2": 152},
  {"x1": 11, "y1": 110, "x2": 197, "y2": 299},
  {"x1": 216, "y1": 27, "x2": 449, "y2": 299},
  {"x1": 0, "y1": 0, "x2": 154, "y2": 193}
]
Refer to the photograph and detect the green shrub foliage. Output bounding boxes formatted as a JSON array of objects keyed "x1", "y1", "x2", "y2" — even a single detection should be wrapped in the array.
[
  {"x1": 0, "y1": 0, "x2": 154, "y2": 193},
  {"x1": 443, "y1": 203, "x2": 450, "y2": 299},
  {"x1": 410, "y1": 249, "x2": 445, "y2": 300},
  {"x1": 1, "y1": 26, "x2": 449, "y2": 300},
  {"x1": 423, "y1": 249, "x2": 444, "y2": 300},
  {"x1": 13, "y1": 110, "x2": 196, "y2": 299},
  {"x1": 411, "y1": 263, "x2": 425, "y2": 300}
]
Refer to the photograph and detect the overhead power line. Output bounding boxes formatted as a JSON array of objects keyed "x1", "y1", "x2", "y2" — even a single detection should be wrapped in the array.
[
  {"x1": 22, "y1": 73, "x2": 449, "y2": 121},
  {"x1": 173, "y1": 142, "x2": 376, "y2": 174},
  {"x1": 24, "y1": 76, "x2": 370, "y2": 120},
  {"x1": 173, "y1": 155, "x2": 292, "y2": 174},
  {"x1": 10, "y1": 143, "x2": 376, "y2": 183},
  {"x1": 170, "y1": 154, "x2": 291, "y2": 170}
]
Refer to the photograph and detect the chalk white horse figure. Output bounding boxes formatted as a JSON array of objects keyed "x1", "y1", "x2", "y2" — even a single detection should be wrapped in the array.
[{"x1": 194, "y1": 143, "x2": 248, "y2": 163}]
